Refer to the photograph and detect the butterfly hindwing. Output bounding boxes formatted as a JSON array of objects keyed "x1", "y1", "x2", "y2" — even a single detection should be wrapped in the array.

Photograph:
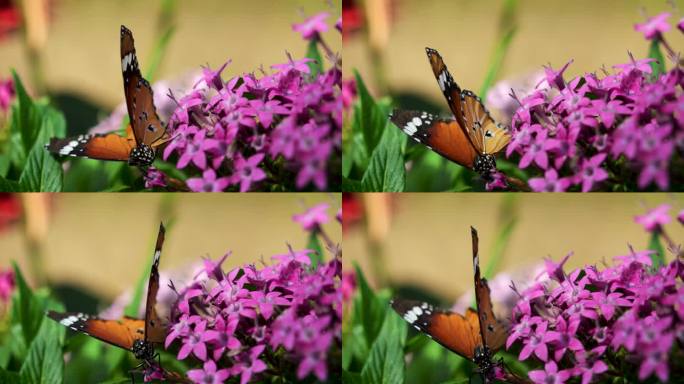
[
  {"x1": 121, "y1": 25, "x2": 167, "y2": 149},
  {"x1": 471, "y1": 227, "x2": 507, "y2": 352},
  {"x1": 390, "y1": 109, "x2": 477, "y2": 169},
  {"x1": 391, "y1": 299, "x2": 482, "y2": 360},
  {"x1": 47, "y1": 311, "x2": 145, "y2": 351},
  {"x1": 461, "y1": 92, "x2": 511, "y2": 155},
  {"x1": 144, "y1": 223, "x2": 166, "y2": 344}
]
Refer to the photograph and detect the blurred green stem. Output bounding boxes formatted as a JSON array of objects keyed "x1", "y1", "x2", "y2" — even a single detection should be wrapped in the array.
[
  {"x1": 478, "y1": 0, "x2": 518, "y2": 100},
  {"x1": 19, "y1": 0, "x2": 49, "y2": 96}
]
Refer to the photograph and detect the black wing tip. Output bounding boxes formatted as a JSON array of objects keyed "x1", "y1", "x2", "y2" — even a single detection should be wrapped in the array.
[
  {"x1": 425, "y1": 47, "x2": 439, "y2": 55},
  {"x1": 158, "y1": 222, "x2": 166, "y2": 235},
  {"x1": 121, "y1": 25, "x2": 132, "y2": 35},
  {"x1": 470, "y1": 226, "x2": 478, "y2": 236}
]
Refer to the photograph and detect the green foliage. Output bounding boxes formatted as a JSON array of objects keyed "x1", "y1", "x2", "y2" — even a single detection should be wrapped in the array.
[
  {"x1": 343, "y1": 264, "x2": 406, "y2": 384},
  {"x1": 647, "y1": 40, "x2": 666, "y2": 78},
  {"x1": 0, "y1": 71, "x2": 65, "y2": 191},
  {"x1": 1, "y1": 264, "x2": 65, "y2": 383},
  {"x1": 647, "y1": 230, "x2": 665, "y2": 268}
]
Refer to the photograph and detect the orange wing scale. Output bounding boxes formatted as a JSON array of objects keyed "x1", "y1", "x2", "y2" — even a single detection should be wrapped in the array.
[
  {"x1": 46, "y1": 311, "x2": 144, "y2": 351},
  {"x1": 390, "y1": 110, "x2": 477, "y2": 169}
]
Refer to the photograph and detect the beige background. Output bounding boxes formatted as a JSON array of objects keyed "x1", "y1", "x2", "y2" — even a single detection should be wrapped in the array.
[
  {"x1": 344, "y1": 193, "x2": 684, "y2": 300},
  {"x1": 0, "y1": 193, "x2": 341, "y2": 300},
  {"x1": 1, "y1": 0, "x2": 341, "y2": 106},
  {"x1": 345, "y1": 0, "x2": 684, "y2": 98}
]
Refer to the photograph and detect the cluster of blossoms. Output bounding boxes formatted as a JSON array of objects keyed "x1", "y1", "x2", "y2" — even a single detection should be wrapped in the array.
[
  {"x1": 145, "y1": 12, "x2": 341, "y2": 192},
  {"x1": 503, "y1": 12, "x2": 683, "y2": 192},
  {"x1": 507, "y1": 204, "x2": 684, "y2": 383},
  {"x1": 158, "y1": 203, "x2": 341, "y2": 384}
]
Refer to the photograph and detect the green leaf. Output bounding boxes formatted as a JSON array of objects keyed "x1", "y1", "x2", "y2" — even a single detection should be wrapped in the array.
[
  {"x1": 360, "y1": 309, "x2": 407, "y2": 384},
  {"x1": 18, "y1": 143, "x2": 62, "y2": 192},
  {"x1": 0, "y1": 369, "x2": 20, "y2": 384},
  {"x1": 647, "y1": 40, "x2": 665, "y2": 78},
  {"x1": 144, "y1": 26, "x2": 176, "y2": 83},
  {"x1": 361, "y1": 125, "x2": 405, "y2": 192},
  {"x1": 307, "y1": 231, "x2": 324, "y2": 267},
  {"x1": 11, "y1": 262, "x2": 43, "y2": 348},
  {"x1": 19, "y1": 317, "x2": 65, "y2": 384},
  {"x1": 647, "y1": 231, "x2": 665, "y2": 268},
  {"x1": 343, "y1": 370, "x2": 362, "y2": 384},
  {"x1": 10, "y1": 70, "x2": 42, "y2": 163},
  {"x1": 0, "y1": 177, "x2": 24, "y2": 192},
  {"x1": 353, "y1": 70, "x2": 387, "y2": 154},
  {"x1": 306, "y1": 39, "x2": 324, "y2": 77},
  {"x1": 342, "y1": 177, "x2": 364, "y2": 192},
  {"x1": 352, "y1": 263, "x2": 385, "y2": 346}
]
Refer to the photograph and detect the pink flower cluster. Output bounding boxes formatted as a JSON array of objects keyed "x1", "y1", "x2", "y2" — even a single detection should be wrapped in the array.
[
  {"x1": 506, "y1": 14, "x2": 683, "y2": 192},
  {"x1": 164, "y1": 205, "x2": 341, "y2": 384},
  {"x1": 0, "y1": 268, "x2": 14, "y2": 304},
  {"x1": 148, "y1": 12, "x2": 341, "y2": 192},
  {"x1": 507, "y1": 207, "x2": 684, "y2": 383}
]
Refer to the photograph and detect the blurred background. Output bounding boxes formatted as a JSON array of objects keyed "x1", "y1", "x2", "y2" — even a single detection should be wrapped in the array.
[
  {"x1": 344, "y1": 0, "x2": 684, "y2": 105},
  {"x1": 0, "y1": 193, "x2": 341, "y2": 303},
  {"x1": 343, "y1": 193, "x2": 684, "y2": 302},
  {"x1": 1, "y1": 0, "x2": 341, "y2": 132}
]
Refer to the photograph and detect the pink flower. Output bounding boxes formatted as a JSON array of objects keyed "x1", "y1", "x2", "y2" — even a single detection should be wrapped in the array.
[
  {"x1": 292, "y1": 12, "x2": 329, "y2": 40},
  {"x1": 186, "y1": 169, "x2": 231, "y2": 192},
  {"x1": 634, "y1": 204, "x2": 671, "y2": 232},
  {"x1": 231, "y1": 154, "x2": 267, "y2": 192},
  {"x1": 292, "y1": 202, "x2": 330, "y2": 231},
  {"x1": 0, "y1": 269, "x2": 14, "y2": 302},
  {"x1": 0, "y1": 77, "x2": 14, "y2": 113},
  {"x1": 634, "y1": 12, "x2": 671, "y2": 40},
  {"x1": 187, "y1": 360, "x2": 230, "y2": 384}
]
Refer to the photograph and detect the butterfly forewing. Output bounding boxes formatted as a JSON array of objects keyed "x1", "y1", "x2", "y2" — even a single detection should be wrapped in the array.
[
  {"x1": 471, "y1": 227, "x2": 507, "y2": 352},
  {"x1": 120, "y1": 25, "x2": 167, "y2": 148},
  {"x1": 144, "y1": 223, "x2": 166, "y2": 344},
  {"x1": 390, "y1": 109, "x2": 477, "y2": 169},
  {"x1": 47, "y1": 311, "x2": 145, "y2": 351},
  {"x1": 425, "y1": 48, "x2": 467, "y2": 130},
  {"x1": 391, "y1": 299, "x2": 482, "y2": 360}
]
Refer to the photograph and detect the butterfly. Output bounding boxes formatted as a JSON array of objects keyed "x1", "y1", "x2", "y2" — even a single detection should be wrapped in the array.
[
  {"x1": 390, "y1": 47, "x2": 511, "y2": 178},
  {"x1": 391, "y1": 227, "x2": 514, "y2": 383},
  {"x1": 45, "y1": 25, "x2": 170, "y2": 167},
  {"x1": 47, "y1": 223, "x2": 167, "y2": 367}
]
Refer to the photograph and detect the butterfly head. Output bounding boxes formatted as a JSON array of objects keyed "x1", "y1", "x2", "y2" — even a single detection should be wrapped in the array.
[
  {"x1": 473, "y1": 154, "x2": 496, "y2": 177},
  {"x1": 132, "y1": 339, "x2": 155, "y2": 361},
  {"x1": 128, "y1": 144, "x2": 155, "y2": 166}
]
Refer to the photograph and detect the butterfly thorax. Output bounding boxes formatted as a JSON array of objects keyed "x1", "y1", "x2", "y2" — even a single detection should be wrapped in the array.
[
  {"x1": 132, "y1": 339, "x2": 155, "y2": 361},
  {"x1": 129, "y1": 144, "x2": 155, "y2": 166},
  {"x1": 473, "y1": 345, "x2": 498, "y2": 380},
  {"x1": 473, "y1": 154, "x2": 496, "y2": 177}
]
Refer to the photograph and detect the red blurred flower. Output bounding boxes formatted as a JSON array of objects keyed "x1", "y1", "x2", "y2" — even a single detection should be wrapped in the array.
[
  {"x1": 0, "y1": 193, "x2": 20, "y2": 232},
  {"x1": 342, "y1": 0, "x2": 363, "y2": 41},
  {"x1": 0, "y1": 0, "x2": 20, "y2": 40},
  {"x1": 342, "y1": 193, "x2": 362, "y2": 233}
]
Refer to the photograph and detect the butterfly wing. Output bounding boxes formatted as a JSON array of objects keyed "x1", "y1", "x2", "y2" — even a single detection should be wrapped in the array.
[
  {"x1": 470, "y1": 227, "x2": 507, "y2": 352},
  {"x1": 391, "y1": 299, "x2": 482, "y2": 360},
  {"x1": 120, "y1": 25, "x2": 168, "y2": 149},
  {"x1": 461, "y1": 92, "x2": 511, "y2": 155},
  {"x1": 144, "y1": 222, "x2": 166, "y2": 344},
  {"x1": 47, "y1": 311, "x2": 145, "y2": 351},
  {"x1": 426, "y1": 48, "x2": 510, "y2": 156},
  {"x1": 45, "y1": 131, "x2": 136, "y2": 161},
  {"x1": 390, "y1": 109, "x2": 477, "y2": 169}
]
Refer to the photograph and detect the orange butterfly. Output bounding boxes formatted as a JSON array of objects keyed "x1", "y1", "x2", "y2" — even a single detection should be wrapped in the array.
[
  {"x1": 390, "y1": 48, "x2": 511, "y2": 178},
  {"x1": 391, "y1": 227, "x2": 527, "y2": 383},
  {"x1": 47, "y1": 223, "x2": 167, "y2": 368},
  {"x1": 45, "y1": 25, "x2": 170, "y2": 166}
]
